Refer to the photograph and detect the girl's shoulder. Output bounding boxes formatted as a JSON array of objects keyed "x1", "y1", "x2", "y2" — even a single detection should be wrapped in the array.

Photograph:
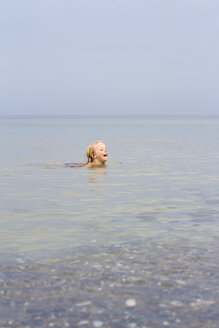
[{"x1": 65, "y1": 163, "x2": 85, "y2": 167}]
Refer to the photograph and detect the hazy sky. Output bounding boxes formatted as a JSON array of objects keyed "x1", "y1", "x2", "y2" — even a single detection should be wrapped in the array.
[{"x1": 1, "y1": 0, "x2": 219, "y2": 115}]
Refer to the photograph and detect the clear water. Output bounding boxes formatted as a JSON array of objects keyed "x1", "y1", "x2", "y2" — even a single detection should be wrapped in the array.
[
  {"x1": 1, "y1": 116, "x2": 219, "y2": 256},
  {"x1": 0, "y1": 116, "x2": 219, "y2": 327}
]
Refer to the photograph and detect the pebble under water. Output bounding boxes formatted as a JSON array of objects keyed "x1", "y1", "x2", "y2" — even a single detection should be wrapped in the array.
[
  {"x1": 1, "y1": 238, "x2": 218, "y2": 328},
  {"x1": 1, "y1": 116, "x2": 219, "y2": 327}
]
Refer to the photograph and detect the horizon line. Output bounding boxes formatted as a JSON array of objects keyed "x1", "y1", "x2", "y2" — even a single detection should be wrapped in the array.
[{"x1": 1, "y1": 114, "x2": 219, "y2": 118}]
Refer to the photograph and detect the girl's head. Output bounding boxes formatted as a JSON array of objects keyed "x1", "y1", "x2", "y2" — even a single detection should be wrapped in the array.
[{"x1": 86, "y1": 141, "x2": 108, "y2": 165}]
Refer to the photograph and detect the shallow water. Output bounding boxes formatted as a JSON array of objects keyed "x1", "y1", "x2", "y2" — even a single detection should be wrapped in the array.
[
  {"x1": 1, "y1": 239, "x2": 219, "y2": 328},
  {"x1": 0, "y1": 116, "x2": 219, "y2": 327}
]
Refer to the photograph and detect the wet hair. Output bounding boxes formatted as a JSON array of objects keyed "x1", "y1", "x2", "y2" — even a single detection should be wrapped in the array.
[{"x1": 86, "y1": 140, "x2": 102, "y2": 164}]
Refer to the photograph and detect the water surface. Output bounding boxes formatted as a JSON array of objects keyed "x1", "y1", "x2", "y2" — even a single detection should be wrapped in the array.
[{"x1": 0, "y1": 116, "x2": 219, "y2": 327}]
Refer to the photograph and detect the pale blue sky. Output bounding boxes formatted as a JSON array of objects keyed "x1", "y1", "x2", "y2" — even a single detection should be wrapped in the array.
[{"x1": 1, "y1": 0, "x2": 219, "y2": 115}]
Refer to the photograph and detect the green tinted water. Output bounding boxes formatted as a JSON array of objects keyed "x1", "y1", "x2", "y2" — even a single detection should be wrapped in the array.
[
  {"x1": 0, "y1": 116, "x2": 219, "y2": 327},
  {"x1": 1, "y1": 116, "x2": 218, "y2": 256}
]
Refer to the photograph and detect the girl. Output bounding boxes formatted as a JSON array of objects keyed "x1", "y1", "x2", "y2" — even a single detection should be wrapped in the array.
[{"x1": 65, "y1": 141, "x2": 108, "y2": 167}]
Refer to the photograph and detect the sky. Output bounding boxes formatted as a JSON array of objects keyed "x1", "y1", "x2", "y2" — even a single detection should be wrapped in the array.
[{"x1": 0, "y1": 0, "x2": 219, "y2": 115}]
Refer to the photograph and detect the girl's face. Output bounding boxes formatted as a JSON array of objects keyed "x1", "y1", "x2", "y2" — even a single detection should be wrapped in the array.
[{"x1": 93, "y1": 142, "x2": 108, "y2": 164}]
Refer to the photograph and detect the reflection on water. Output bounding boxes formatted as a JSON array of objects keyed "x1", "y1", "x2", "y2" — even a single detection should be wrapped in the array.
[
  {"x1": 87, "y1": 166, "x2": 107, "y2": 184},
  {"x1": 0, "y1": 116, "x2": 219, "y2": 327},
  {"x1": 0, "y1": 117, "x2": 219, "y2": 254}
]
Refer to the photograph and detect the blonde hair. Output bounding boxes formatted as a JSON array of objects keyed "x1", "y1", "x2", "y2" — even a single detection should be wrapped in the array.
[{"x1": 86, "y1": 140, "x2": 102, "y2": 164}]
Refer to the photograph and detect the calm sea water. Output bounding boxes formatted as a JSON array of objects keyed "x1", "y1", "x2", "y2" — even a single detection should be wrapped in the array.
[
  {"x1": 0, "y1": 116, "x2": 219, "y2": 327},
  {"x1": 0, "y1": 115, "x2": 219, "y2": 256}
]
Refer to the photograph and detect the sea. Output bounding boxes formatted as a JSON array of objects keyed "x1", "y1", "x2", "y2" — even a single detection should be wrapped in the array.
[{"x1": 0, "y1": 115, "x2": 219, "y2": 327}]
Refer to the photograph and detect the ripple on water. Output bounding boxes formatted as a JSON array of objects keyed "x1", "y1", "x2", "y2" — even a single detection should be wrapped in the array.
[{"x1": 0, "y1": 239, "x2": 218, "y2": 328}]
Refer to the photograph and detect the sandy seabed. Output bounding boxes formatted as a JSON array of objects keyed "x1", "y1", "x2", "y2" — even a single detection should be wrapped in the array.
[{"x1": 0, "y1": 239, "x2": 219, "y2": 328}]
